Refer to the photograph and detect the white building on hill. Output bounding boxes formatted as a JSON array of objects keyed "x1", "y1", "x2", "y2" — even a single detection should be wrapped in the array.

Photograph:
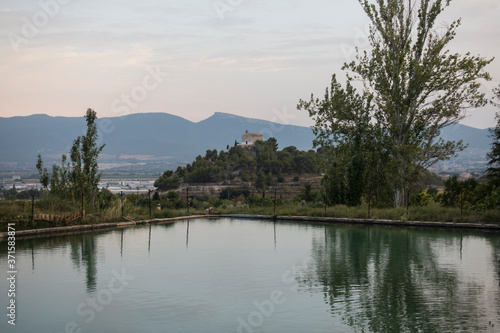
[{"x1": 241, "y1": 130, "x2": 263, "y2": 147}]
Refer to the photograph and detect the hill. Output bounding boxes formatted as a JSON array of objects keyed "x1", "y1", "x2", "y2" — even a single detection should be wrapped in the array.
[
  {"x1": 0, "y1": 112, "x2": 315, "y2": 165},
  {"x1": 0, "y1": 112, "x2": 492, "y2": 173}
]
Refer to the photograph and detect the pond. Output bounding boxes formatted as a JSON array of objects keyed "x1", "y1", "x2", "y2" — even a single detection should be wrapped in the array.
[{"x1": 1, "y1": 218, "x2": 499, "y2": 332}]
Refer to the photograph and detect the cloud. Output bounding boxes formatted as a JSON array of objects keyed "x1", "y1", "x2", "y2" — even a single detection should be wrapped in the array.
[{"x1": 0, "y1": 0, "x2": 498, "y2": 129}]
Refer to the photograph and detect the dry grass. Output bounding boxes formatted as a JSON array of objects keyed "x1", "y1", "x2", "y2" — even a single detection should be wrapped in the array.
[{"x1": 1, "y1": 199, "x2": 499, "y2": 232}]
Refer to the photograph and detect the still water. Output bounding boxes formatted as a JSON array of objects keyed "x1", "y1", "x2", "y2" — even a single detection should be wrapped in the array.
[{"x1": 1, "y1": 218, "x2": 499, "y2": 333}]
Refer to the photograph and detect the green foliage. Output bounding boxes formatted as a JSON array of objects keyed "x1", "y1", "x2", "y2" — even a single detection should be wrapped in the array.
[
  {"x1": 255, "y1": 170, "x2": 267, "y2": 191},
  {"x1": 440, "y1": 176, "x2": 491, "y2": 210},
  {"x1": 152, "y1": 191, "x2": 161, "y2": 201},
  {"x1": 295, "y1": 183, "x2": 323, "y2": 203},
  {"x1": 36, "y1": 108, "x2": 105, "y2": 206},
  {"x1": 1, "y1": 188, "x2": 42, "y2": 201},
  {"x1": 154, "y1": 170, "x2": 181, "y2": 191},
  {"x1": 300, "y1": 0, "x2": 492, "y2": 209},
  {"x1": 484, "y1": 187, "x2": 500, "y2": 209},
  {"x1": 162, "y1": 190, "x2": 183, "y2": 209},
  {"x1": 36, "y1": 154, "x2": 49, "y2": 188},
  {"x1": 94, "y1": 188, "x2": 118, "y2": 210},
  {"x1": 486, "y1": 91, "x2": 500, "y2": 187},
  {"x1": 219, "y1": 186, "x2": 251, "y2": 200},
  {"x1": 426, "y1": 186, "x2": 439, "y2": 197},
  {"x1": 245, "y1": 194, "x2": 274, "y2": 207},
  {"x1": 154, "y1": 138, "x2": 320, "y2": 191},
  {"x1": 411, "y1": 192, "x2": 433, "y2": 207},
  {"x1": 209, "y1": 198, "x2": 228, "y2": 208},
  {"x1": 125, "y1": 193, "x2": 148, "y2": 206}
]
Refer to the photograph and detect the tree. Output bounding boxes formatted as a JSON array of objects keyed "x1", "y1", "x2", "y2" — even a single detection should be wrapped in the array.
[
  {"x1": 486, "y1": 86, "x2": 500, "y2": 187},
  {"x1": 36, "y1": 154, "x2": 49, "y2": 189},
  {"x1": 299, "y1": 75, "x2": 373, "y2": 206},
  {"x1": 442, "y1": 176, "x2": 478, "y2": 210},
  {"x1": 255, "y1": 170, "x2": 267, "y2": 196},
  {"x1": 300, "y1": 0, "x2": 492, "y2": 208},
  {"x1": 36, "y1": 108, "x2": 105, "y2": 206},
  {"x1": 155, "y1": 170, "x2": 181, "y2": 191}
]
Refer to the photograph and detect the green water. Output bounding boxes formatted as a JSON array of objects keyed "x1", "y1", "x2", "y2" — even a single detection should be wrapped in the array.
[{"x1": 1, "y1": 218, "x2": 499, "y2": 332}]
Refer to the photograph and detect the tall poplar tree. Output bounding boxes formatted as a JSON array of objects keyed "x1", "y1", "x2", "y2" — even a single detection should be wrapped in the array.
[
  {"x1": 37, "y1": 108, "x2": 105, "y2": 206},
  {"x1": 486, "y1": 87, "x2": 500, "y2": 187},
  {"x1": 300, "y1": 0, "x2": 492, "y2": 208}
]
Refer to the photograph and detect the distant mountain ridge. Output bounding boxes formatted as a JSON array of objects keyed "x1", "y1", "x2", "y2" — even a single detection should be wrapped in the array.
[
  {"x1": 0, "y1": 112, "x2": 492, "y2": 172},
  {"x1": 0, "y1": 112, "x2": 316, "y2": 164}
]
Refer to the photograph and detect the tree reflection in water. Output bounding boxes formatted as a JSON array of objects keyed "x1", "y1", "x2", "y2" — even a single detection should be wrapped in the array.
[
  {"x1": 68, "y1": 234, "x2": 98, "y2": 292},
  {"x1": 297, "y1": 226, "x2": 497, "y2": 332}
]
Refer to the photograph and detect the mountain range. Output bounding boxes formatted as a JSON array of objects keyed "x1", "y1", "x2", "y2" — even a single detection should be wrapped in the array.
[
  {"x1": 0, "y1": 112, "x2": 493, "y2": 172},
  {"x1": 0, "y1": 112, "x2": 315, "y2": 164}
]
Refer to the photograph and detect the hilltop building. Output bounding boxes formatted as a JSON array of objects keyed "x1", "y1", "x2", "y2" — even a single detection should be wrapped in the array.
[{"x1": 241, "y1": 130, "x2": 263, "y2": 147}]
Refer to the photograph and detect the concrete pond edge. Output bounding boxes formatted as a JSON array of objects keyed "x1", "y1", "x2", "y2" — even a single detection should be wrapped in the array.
[
  {"x1": 1, "y1": 214, "x2": 499, "y2": 240},
  {"x1": 0, "y1": 215, "x2": 208, "y2": 240}
]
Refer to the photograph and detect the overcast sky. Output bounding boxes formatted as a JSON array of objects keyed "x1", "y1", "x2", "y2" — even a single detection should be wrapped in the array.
[{"x1": 1, "y1": 0, "x2": 499, "y2": 129}]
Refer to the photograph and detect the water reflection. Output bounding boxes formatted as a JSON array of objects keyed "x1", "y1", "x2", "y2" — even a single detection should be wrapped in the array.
[
  {"x1": 148, "y1": 225, "x2": 152, "y2": 254},
  {"x1": 0, "y1": 232, "x2": 100, "y2": 293},
  {"x1": 121, "y1": 228, "x2": 124, "y2": 257},
  {"x1": 274, "y1": 221, "x2": 277, "y2": 250},
  {"x1": 31, "y1": 241, "x2": 35, "y2": 271},
  {"x1": 487, "y1": 234, "x2": 500, "y2": 315},
  {"x1": 186, "y1": 220, "x2": 190, "y2": 249},
  {"x1": 299, "y1": 226, "x2": 498, "y2": 332},
  {"x1": 72, "y1": 234, "x2": 98, "y2": 292},
  {"x1": 0, "y1": 219, "x2": 498, "y2": 332}
]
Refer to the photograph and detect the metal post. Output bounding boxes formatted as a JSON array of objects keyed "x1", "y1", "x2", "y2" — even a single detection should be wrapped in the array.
[
  {"x1": 121, "y1": 191, "x2": 124, "y2": 216},
  {"x1": 148, "y1": 189, "x2": 152, "y2": 218},
  {"x1": 273, "y1": 187, "x2": 277, "y2": 215},
  {"x1": 187, "y1": 187, "x2": 190, "y2": 214}
]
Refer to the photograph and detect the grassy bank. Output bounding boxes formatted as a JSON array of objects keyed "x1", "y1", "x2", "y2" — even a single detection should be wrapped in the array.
[
  {"x1": 217, "y1": 203, "x2": 500, "y2": 225},
  {"x1": 1, "y1": 199, "x2": 499, "y2": 232},
  {"x1": 0, "y1": 199, "x2": 199, "y2": 232}
]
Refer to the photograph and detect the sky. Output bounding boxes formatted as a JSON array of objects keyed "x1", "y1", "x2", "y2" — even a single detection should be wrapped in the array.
[{"x1": 1, "y1": 0, "x2": 499, "y2": 129}]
